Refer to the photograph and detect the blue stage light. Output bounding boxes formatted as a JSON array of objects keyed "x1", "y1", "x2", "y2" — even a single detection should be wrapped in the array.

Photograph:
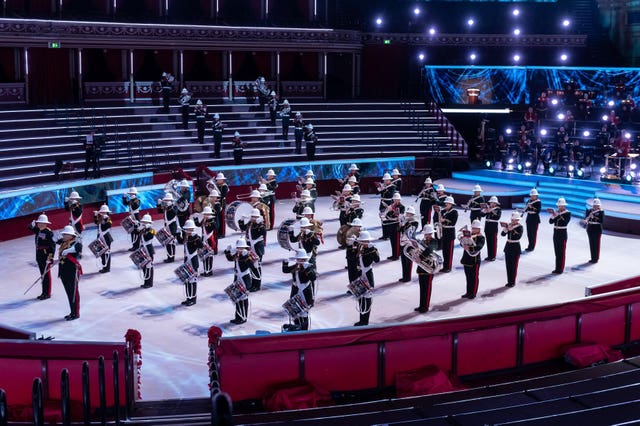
[
  {"x1": 428, "y1": 27, "x2": 436, "y2": 35},
  {"x1": 375, "y1": 17, "x2": 383, "y2": 26},
  {"x1": 540, "y1": 129, "x2": 547, "y2": 136},
  {"x1": 551, "y1": 99, "x2": 558, "y2": 106},
  {"x1": 548, "y1": 166, "x2": 555, "y2": 175},
  {"x1": 413, "y1": 7, "x2": 421, "y2": 16},
  {"x1": 467, "y1": 18, "x2": 475, "y2": 27},
  {"x1": 599, "y1": 167, "x2": 607, "y2": 174},
  {"x1": 602, "y1": 115, "x2": 609, "y2": 121},
  {"x1": 517, "y1": 164, "x2": 523, "y2": 171},
  {"x1": 631, "y1": 163, "x2": 637, "y2": 171},
  {"x1": 625, "y1": 175, "x2": 632, "y2": 182},
  {"x1": 506, "y1": 128, "x2": 512, "y2": 135},
  {"x1": 560, "y1": 53, "x2": 568, "y2": 62},
  {"x1": 562, "y1": 19, "x2": 570, "y2": 27},
  {"x1": 485, "y1": 160, "x2": 492, "y2": 169},
  {"x1": 512, "y1": 9, "x2": 520, "y2": 17},
  {"x1": 577, "y1": 169, "x2": 584, "y2": 178},
  {"x1": 608, "y1": 100, "x2": 615, "y2": 107},
  {"x1": 583, "y1": 130, "x2": 590, "y2": 137},
  {"x1": 513, "y1": 28, "x2": 521, "y2": 36},
  {"x1": 525, "y1": 161, "x2": 532, "y2": 168},
  {"x1": 557, "y1": 113, "x2": 565, "y2": 120}
]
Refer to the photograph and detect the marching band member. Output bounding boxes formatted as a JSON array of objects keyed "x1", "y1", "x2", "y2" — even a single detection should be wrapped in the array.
[
  {"x1": 157, "y1": 192, "x2": 179, "y2": 263},
  {"x1": 347, "y1": 175, "x2": 360, "y2": 194},
  {"x1": 179, "y1": 88, "x2": 191, "y2": 130},
  {"x1": 502, "y1": 212, "x2": 523, "y2": 287},
  {"x1": 464, "y1": 184, "x2": 485, "y2": 223},
  {"x1": 523, "y1": 188, "x2": 542, "y2": 252},
  {"x1": 302, "y1": 206, "x2": 324, "y2": 243},
  {"x1": 399, "y1": 206, "x2": 419, "y2": 282},
  {"x1": 176, "y1": 179, "x2": 192, "y2": 244},
  {"x1": 194, "y1": 206, "x2": 218, "y2": 277},
  {"x1": 280, "y1": 99, "x2": 291, "y2": 140},
  {"x1": 417, "y1": 177, "x2": 436, "y2": 228},
  {"x1": 482, "y1": 196, "x2": 501, "y2": 261},
  {"x1": 460, "y1": 220, "x2": 485, "y2": 299},
  {"x1": 64, "y1": 191, "x2": 84, "y2": 235},
  {"x1": 28, "y1": 213, "x2": 55, "y2": 300},
  {"x1": 377, "y1": 173, "x2": 395, "y2": 240},
  {"x1": 257, "y1": 183, "x2": 273, "y2": 230},
  {"x1": 93, "y1": 204, "x2": 113, "y2": 273},
  {"x1": 212, "y1": 113, "x2": 224, "y2": 158},
  {"x1": 585, "y1": 198, "x2": 604, "y2": 263},
  {"x1": 194, "y1": 100, "x2": 207, "y2": 144},
  {"x1": 123, "y1": 187, "x2": 140, "y2": 251},
  {"x1": 238, "y1": 209, "x2": 266, "y2": 292},
  {"x1": 293, "y1": 190, "x2": 313, "y2": 220},
  {"x1": 160, "y1": 72, "x2": 173, "y2": 113},
  {"x1": 345, "y1": 194, "x2": 364, "y2": 224},
  {"x1": 303, "y1": 123, "x2": 317, "y2": 160},
  {"x1": 304, "y1": 177, "x2": 318, "y2": 210},
  {"x1": 224, "y1": 239, "x2": 255, "y2": 324},
  {"x1": 56, "y1": 225, "x2": 83, "y2": 320},
  {"x1": 383, "y1": 192, "x2": 404, "y2": 261},
  {"x1": 256, "y1": 76, "x2": 268, "y2": 107},
  {"x1": 338, "y1": 184, "x2": 353, "y2": 226},
  {"x1": 354, "y1": 231, "x2": 380, "y2": 327},
  {"x1": 139, "y1": 214, "x2": 155, "y2": 289},
  {"x1": 434, "y1": 184, "x2": 448, "y2": 207},
  {"x1": 293, "y1": 112, "x2": 304, "y2": 154},
  {"x1": 182, "y1": 220, "x2": 203, "y2": 305},
  {"x1": 268, "y1": 91, "x2": 278, "y2": 126},
  {"x1": 391, "y1": 169, "x2": 403, "y2": 194},
  {"x1": 232, "y1": 131, "x2": 245, "y2": 165},
  {"x1": 215, "y1": 173, "x2": 229, "y2": 237},
  {"x1": 289, "y1": 217, "x2": 320, "y2": 265},
  {"x1": 415, "y1": 224, "x2": 439, "y2": 313},
  {"x1": 548, "y1": 197, "x2": 571, "y2": 274},
  {"x1": 345, "y1": 218, "x2": 363, "y2": 283},
  {"x1": 248, "y1": 190, "x2": 271, "y2": 232},
  {"x1": 283, "y1": 249, "x2": 317, "y2": 330},
  {"x1": 347, "y1": 163, "x2": 361, "y2": 182},
  {"x1": 438, "y1": 196, "x2": 458, "y2": 273},
  {"x1": 262, "y1": 169, "x2": 278, "y2": 229}
]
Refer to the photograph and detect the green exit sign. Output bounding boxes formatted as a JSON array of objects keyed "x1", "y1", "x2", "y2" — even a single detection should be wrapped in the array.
[
  {"x1": 48, "y1": 41, "x2": 61, "y2": 49},
  {"x1": 383, "y1": 39, "x2": 391, "y2": 45}
]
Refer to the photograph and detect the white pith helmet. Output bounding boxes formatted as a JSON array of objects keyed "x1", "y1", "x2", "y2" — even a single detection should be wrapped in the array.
[
  {"x1": 471, "y1": 220, "x2": 482, "y2": 229},
  {"x1": 216, "y1": 173, "x2": 226, "y2": 180},
  {"x1": 350, "y1": 218, "x2": 363, "y2": 227},
  {"x1": 61, "y1": 225, "x2": 77, "y2": 236},
  {"x1": 251, "y1": 208, "x2": 261, "y2": 217},
  {"x1": 183, "y1": 219, "x2": 196, "y2": 230},
  {"x1": 202, "y1": 206, "x2": 213, "y2": 215},
  {"x1": 250, "y1": 190, "x2": 261, "y2": 198},
  {"x1": 302, "y1": 207, "x2": 314, "y2": 215},
  {"x1": 358, "y1": 231, "x2": 373, "y2": 242},
  {"x1": 36, "y1": 214, "x2": 51, "y2": 224}
]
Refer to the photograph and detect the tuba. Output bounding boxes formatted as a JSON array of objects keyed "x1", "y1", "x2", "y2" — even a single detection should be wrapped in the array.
[
  {"x1": 164, "y1": 179, "x2": 180, "y2": 200},
  {"x1": 403, "y1": 239, "x2": 443, "y2": 274}
]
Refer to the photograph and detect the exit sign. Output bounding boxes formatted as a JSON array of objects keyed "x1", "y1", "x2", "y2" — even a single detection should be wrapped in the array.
[
  {"x1": 48, "y1": 41, "x2": 61, "y2": 49},
  {"x1": 383, "y1": 39, "x2": 391, "y2": 45}
]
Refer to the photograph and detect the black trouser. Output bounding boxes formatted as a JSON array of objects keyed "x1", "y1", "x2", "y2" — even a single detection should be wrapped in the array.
[
  {"x1": 143, "y1": 262, "x2": 153, "y2": 287},
  {"x1": 166, "y1": 242, "x2": 175, "y2": 260},
  {"x1": 181, "y1": 105, "x2": 189, "y2": 129},
  {"x1": 306, "y1": 142, "x2": 315, "y2": 160},
  {"x1": 60, "y1": 263, "x2": 80, "y2": 316},
  {"x1": 235, "y1": 299, "x2": 249, "y2": 321},
  {"x1": 420, "y1": 202, "x2": 432, "y2": 228},
  {"x1": 357, "y1": 297, "x2": 372, "y2": 325},
  {"x1": 295, "y1": 128, "x2": 303, "y2": 153},
  {"x1": 36, "y1": 251, "x2": 52, "y2": 297},
  {"x1": 282, "y1": 119, "x2": 290, "y2": 139},
  {"x1": 587, "y1": 225, "x2": 602, "y2": 262},
  {"x1": 470, "y1": 210, "x2": 482, "y2": 222},
  {"x1": 400, "y1": 246, "x2": 412, "y2": 280},
  {"x1": 485, "y1": 228, "x2": 498, "y2": 260},
  {"x1": 293, "y1": 316, "x2": 309, "y2": 331},
  {"x1": 162, "y1": 92, "x2": 170, "y2": 112},
  {"x1": 185, "y1": 280, "x2": 197, "y2": 301},
  {"x1": 553, "y1": 230, "x2": 568, "y2": 272},
  {"x1": 196, "y1": 120, "x2": 205, "y2": 144},
  {"x1": 269, "y1": 109, "x2": 277, "y2": 126},
  {"x1": 100, "y1": 241, "x2": 111, "y2": 271},
  {"x1": 384, "y1": 223, "x2": 400, "y2": 258},
  {"x1": 84, "y1": 152, "x2": 96, "y2": 178},
  {"x1": 504, "y1": 242, "x2": 521, "y2": 285},
  {"x1": 526, "y1": 216, "x2": 539, "y2": 250},
  {"x1": 213, "y1": 132, "x2": 222, "y2": 158},
  {"x1": 418, "y1": 273, "x2": 433, "y2": 309},
  {"x1": 233, "y1": 148, "x2": 243, "y2": 165},
  {"x1": 441, "y1": 232, "x2": 455, "y2": 270},
  {"x1": 464, "y1": 263, "x2": 480, "y2": 297}
]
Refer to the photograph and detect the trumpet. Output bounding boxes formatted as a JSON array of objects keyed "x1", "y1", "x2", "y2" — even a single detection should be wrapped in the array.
[{"x1": 236, "y1": 188, "x2": 255, "y2": 200}]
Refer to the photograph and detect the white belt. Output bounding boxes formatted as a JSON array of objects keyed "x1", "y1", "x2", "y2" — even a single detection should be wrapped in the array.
[
  {"x1": 587, "y1": 222, "x2": 602, "y2": 225},
  {"x1": 527, "y1": 212, "x2": 538, "y2": 214},
  {"x1": 554, "y1": 226, "x2": 567, "y2": 229},
  {"x1": 486, "y1": 219, "x2": 499, "y2": 223},
  {"x1": 442, "y1": 225, "x2": 455, "y2": 228},
  {"x1": 470, "y1": 208, "x2": 481, "y2": 211},
  {"x1": 507, "y1": 239, "x2": 520, "y2": 243}
]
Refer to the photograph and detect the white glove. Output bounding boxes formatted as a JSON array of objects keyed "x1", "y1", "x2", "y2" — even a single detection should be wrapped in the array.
[
  {"x1": 303, "y1": 261, "x2": 311, "y2": 269},
  {"x1": 31, "y1": 220, "x2": 36, "y2": 227},
  {"x1": 61, "y1": 248, "x2": 72, "y2": 256},
  {"x1": 256, "y1": 216, "x2": 264, "y2": 224},
  {"x1": 157, "y1": 198, "x2": 162, "y2": 204},
  {"x1": 241, "y1": 249, "x2": 248, "y2": 257},
  {"x1": 241, "y1": 215, "x2": 249, "y2": 220},
  {"x1": 64, "y1": 197, "x2": 69, "y2": 202},
  {"x1": 303, "y1": 228, "x2": 310, "y2": 234},
  {"x1": 226, "y1": 245, "x2": 232, "y2": 252}
]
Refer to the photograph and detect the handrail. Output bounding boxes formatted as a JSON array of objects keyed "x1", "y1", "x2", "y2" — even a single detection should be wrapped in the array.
[
  {"x1": 60, "y1": 368, "x2": 71, "y2": 426},
  {"x1": 0, "y1": 388, "x2": 7, "y2": 426},
  {"x1": 98, "y1": 355, "x2": 106, "y2": 425},
  {"x1": 211, "y1": 392, "x2": 233, "y2": 426},
  {"x1": 31, "y1": 378, "x2": 44, "y2": 426},
  {"x1": 123, "y1": 346, "x2": 133, "y2": 419},
  {"x1": 428, "y1": 101, "x2": 467, "y2": 156},
  {"x1": 82, "y1": 361, "x2": 91, "y2": 426},
  {"x1": 113, "y1": 350, "x2": 121, "y2": 425}
]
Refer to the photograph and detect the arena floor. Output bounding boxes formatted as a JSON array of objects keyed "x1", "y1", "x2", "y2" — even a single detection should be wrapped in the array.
[{"x1": 0, "y1": 194, "x2": 638, "y2": 401}]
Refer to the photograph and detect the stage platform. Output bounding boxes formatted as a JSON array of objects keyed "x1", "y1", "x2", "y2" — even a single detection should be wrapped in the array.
[
  {"x1": 451, "y1": 169, "x2": 640, "y2": 234},
  {"x1": 1, "y1": 195, "x2": 639, "y2": 401}
]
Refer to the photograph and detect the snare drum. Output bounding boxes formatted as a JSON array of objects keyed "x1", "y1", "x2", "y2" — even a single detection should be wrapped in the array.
[
  {"x1": 155, "y1": 227, "x2": 175, "y2": 246},
  {"x1": 224, "y1": 201, "x2": 253, "y2": 232},
  {"x1": 282, "y1": 293, "x2": 310, "y2": 317},
  {"x1": 174, "y1": 263, "x2": 196, "y2": 283},
  {"x1": 347, "y1": 276, "x2": 372, "y2": 298},
  {"x1": 277, "y1": 219, "x2": 298, "y2": 251},
  {"x1": 88, "y1": 238, "x2": 108, "y2": 258},
  {"x1": 129, "y1": 247, "x2": 152, "y2": 269},
  {"x1": 121, "y1": 215, "x2": 136, "y2": 234},
  {"x1": 224, "y1": 280, "x2": 248, "y2": 303},
  {"x1": 336, "y1": 224, "x2": 350, "y2": 246},
  {"x1": 198, "y1": 245, "x2": 215, "y2": 260}
]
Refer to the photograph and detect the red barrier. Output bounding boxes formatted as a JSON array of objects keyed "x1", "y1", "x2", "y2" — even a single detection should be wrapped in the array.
[{"x1": 585, "y1": 276, "x2": 640, "y2": 296}]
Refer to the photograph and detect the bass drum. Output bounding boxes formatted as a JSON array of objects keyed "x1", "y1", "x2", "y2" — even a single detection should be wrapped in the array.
[
  {"x1": 225, "y1": 201, "x2": 253, "y2": 232},
  {"x1": 336, "y1": 224, "x2": 351, "y2": 246},
  {"x1": 278, "y1": 219, "x2": 300, "y2": 251}
]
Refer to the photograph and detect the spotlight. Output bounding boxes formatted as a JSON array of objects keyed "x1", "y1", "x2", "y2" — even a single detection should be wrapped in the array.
[
  {"x1": 548, "y1": 166, "x2": 555, "y2": 175},
  {"x1": 577, "y1": 169, "x2": 584, "y2": 178},
  {"x1": 560, "y1": 53, "x2": 568, "y2": 62},
  {"x1": 562, "y1": 19, "x2": 570, "y2": 27},
  {"x1": 569, "y1": 164, "x2": 575, "y2": 172},
  {"x1": 608, "y1": 100, "x2": 615, "y2": 107},
  {"x1": 469, "y1": 52, "x2": 477, "y2": 61},
  {"x1": 631, "y1": 163, "x2": 637, "y2": 170},
  {"x1": 517, "y1": 164, "x2": 523, "y2": 172},
  {"x1": 625, "y1": 132, "x2": 631, "y2": 139},
  {"x1": 540, "y1": 129, "x2": 548, "y2": 136},
  {"x1": 375, "y1": 17, "x2": 383, "y2": 26},
  {"x1": 525, "y1": 161, "x2": 532, "y2": 168},
  {"x1": 602, "y1": 115, "x2": 609, "y2": 121},
  {"x1": 599, "y1": 166, "x2": 607, "y2": 174},
  {"x1": 625, "y1": 175, "x2": 632, "y2": 182},
  {"x1": 506, "y1": 128, "x2": 512, "y2": 135},
  {"x1": 485, "y1": 160, "x2": 492, "y2": 169},
  {"x1": 551, "y1": 99, "x2": 558, "y2": 106},
  {"x1": 583, "y1": 130, "x2": 590, "y2": 137},
  {"x1": 428, "y1": 27, "x2": 436, "y2": 35},
  {"x1": 413, "y1": 7, "x2": 421, "y2": 16},
  {"x1": 467, "y1": 19, "x2": 474, "y2": 27},
  {"x1": 418, "y1": 53, "x2": 425, "y2": 61},
  {"x1": 513, "y1": 54, "x2": 521, "y2": 63},
  {"x1": 513, "y1": 28, "x2": 521, "y2": 36},
  {"x1": 513, "y1": 8, "x2": 520, "y2": 16},
  {"x1": 557, "y1": 113, "x2": 565, "y2": 120},
  {"x1": 508, "y1": 158, "x2": 514, "y2": 164}
]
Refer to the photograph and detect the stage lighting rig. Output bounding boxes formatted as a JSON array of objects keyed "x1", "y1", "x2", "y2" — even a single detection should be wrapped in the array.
[
  {"x1": 562, "y1": 19, "x2": 570, "y2": 28},
  {"x1": 513, "y1": 28, "x2": 521, "y2": 36},
  {"x1": 551, "y1": 99, "x2": 559, "y2": 107},
  {"x1": 469, "y1": 52, "x2": 477, "y2": 62},
  {"x1": 583, "y1": 130, "x2": 590, "y2": 137},
  {"x1": 560, "y1": 53, "x2": 568, "y2": 62},
  {"x1": 505, "y1": 128, "x2": 512, "y2": 135},
  {"x1": 557, "y1": 113, "x2": 565, "y2": 120},
  {"x1": 602, "y1": 114, "x2": 609, "y2": 121},
  {"x1": 513, "y1": 54, "x2": 521, "y2": 63},
  {"x1": 467, "y1": 18, "x2": 475, "y2": 27},
  {"x1": 418, "y1": 53, "x2": 425, "y2": 62},
  {"x1": 413, "y1": 7, "x2": 421, "y2": 16},
  {"x1": 375, "y1": 17, "x2": 383, "y2": 27},
  {"x1": 608, "y1": 100, "x2": 615, "y2": 107},
  {"x1": 428, "y1": 27, "x2": 436, "y2": 35},
  {"x1": 540, "y1": 129, "x2": 548, "y2": 136},
  {"x1": 512, "y1": 9, "x2": 520, "y2": 17}
]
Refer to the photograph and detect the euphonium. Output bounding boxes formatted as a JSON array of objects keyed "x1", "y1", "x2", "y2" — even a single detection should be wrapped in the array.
[{"x1": 402, "y1": 239, "x2": 443, "y2": 274}]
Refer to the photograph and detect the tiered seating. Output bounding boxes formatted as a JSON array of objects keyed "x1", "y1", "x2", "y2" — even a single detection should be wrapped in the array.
[{"x1": 0, "y1": 102, "x2": 461, "y2": 189}]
